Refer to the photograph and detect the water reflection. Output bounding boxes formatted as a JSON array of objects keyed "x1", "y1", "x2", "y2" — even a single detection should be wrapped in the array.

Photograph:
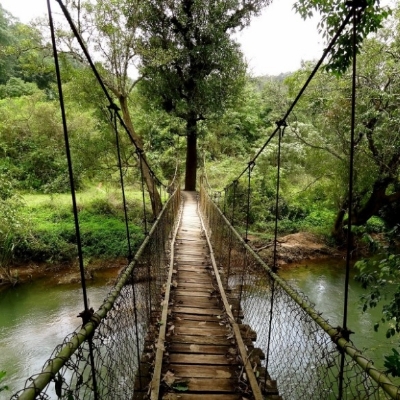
[
  {"x1": 0, "y1": 271, "x2": 116, "y2": 398},
  {"x1": 279, "y1": 259, "x2": 397, "y2": 370}
]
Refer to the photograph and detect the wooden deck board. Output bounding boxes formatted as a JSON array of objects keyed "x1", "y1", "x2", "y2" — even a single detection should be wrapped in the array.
[
  {"x1": 162, "y1": 394, "x2": 243, "y2": 400},
  {"x1": 168, "y1": 343, "x2": 233, "y2": 355},
  {"x1": 157, "y1": 191, "x2": 274, "y2": 400}
]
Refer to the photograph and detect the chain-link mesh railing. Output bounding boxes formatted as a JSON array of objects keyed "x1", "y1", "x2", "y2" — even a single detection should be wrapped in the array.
[
  {"x1": 11, "y1": 189, "x2": 181, "y2": 400},
  {"x1": 200, "y1": 185, "x2": 400, "y2": 400}
]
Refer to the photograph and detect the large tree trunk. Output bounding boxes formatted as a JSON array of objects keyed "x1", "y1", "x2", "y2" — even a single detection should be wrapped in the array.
[
  {"x1": 184, "y1": 118, "x2": 197, "y2": 191},
  {"x1": 118, "y1": 96, "x2": 162, "y2": 217}
]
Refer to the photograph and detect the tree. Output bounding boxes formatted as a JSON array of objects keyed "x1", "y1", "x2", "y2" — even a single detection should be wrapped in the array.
[
  {"x1": 137, "y1": 0, "x2": 271, "y2": 190},
  {"x1": 294, "y1": 0, "x2": 391, "y2": 74},
  {"x1": 48, "y1": 0, "x2": 163, "y2": 216},
  {"x1": 284, "y1": 8, "x2": 400, "y2": 240}
]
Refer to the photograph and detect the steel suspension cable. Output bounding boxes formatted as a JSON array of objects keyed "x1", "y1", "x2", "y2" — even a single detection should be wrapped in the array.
[
  {"x1": 139, "y1": 151, "x2": 148, "y2": 235},
  {"x1": 265, "y1": 121, "x2": 286, "y2": 384},
  {"x1": 226, "y1": 7, "x2": 354, "y2": 187},
  {"x1": 339, "y1": 1, "x2": 362, "y2": 398},
  {"x1": 110, "y1": 105, "x2": 133, "y2": 261},
  {"x1": 47, "y1": 1, "x2": 99, "y2": 398},
  {"x1": 231, "y1": 180, "x2": 238, "y2": 226},
  {"x1": 109, "y1": 105, "x2": 145, "y2": 387}
]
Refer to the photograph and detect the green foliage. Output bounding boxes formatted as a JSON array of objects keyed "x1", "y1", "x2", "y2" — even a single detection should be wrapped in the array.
[
  {"x1": 384, "y1": 348, "x2": 400, "y2": 377},
  {"x1": 0, "y1": 91, "x2": 110, "y2": 192},
  {"x1": 356, "y1": 226, "x2": 400, "y2": 376},
  {"x1": 0, "y1": 370, "x2": 9, "y2": 393},
  {"x1": 294, "y1": 0, "x2": 391, "y2": 74},
  {"x1": 14, "y1": 191, "x2": 144, "y2": 263},
  {"x1": 0, "y1": 77, "x2": 37, "y2": 98}
]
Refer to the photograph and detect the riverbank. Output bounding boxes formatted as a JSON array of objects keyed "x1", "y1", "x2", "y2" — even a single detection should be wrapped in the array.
[
  {"x1": 0, "y1": 258, "x2": 126, "y2": 291},
  {"x1": 252, "y1": 231, "x2": 343, "y2": 266}
]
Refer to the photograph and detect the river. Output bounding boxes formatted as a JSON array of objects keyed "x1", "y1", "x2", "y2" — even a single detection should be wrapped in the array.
[
  {"x1": 279, "y1": 258, "x2": 397, "y2": 372},
  {"x1": 0, "y1": 267, "x2": 119, "y2": 399},
  {"x1": 0, "y1": 260, "x2": 397, "y2": 398}
]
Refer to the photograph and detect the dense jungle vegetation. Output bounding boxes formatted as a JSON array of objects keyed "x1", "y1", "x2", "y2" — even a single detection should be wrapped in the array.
[
  {"x1": 0, "y1": 0, "x2": 397, "y2": 272},
  {"x1": 1, "y1": 0, "x2": 400, "y2": 377}
]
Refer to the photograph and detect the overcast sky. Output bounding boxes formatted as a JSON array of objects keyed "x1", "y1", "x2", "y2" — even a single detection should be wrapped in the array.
[{"x1": 0, "y1": 0, "x2": 385, "y2": 77}]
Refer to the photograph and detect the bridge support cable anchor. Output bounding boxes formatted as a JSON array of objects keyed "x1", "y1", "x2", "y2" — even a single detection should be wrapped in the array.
[{"x1": 47, "y1": 1, "x2": 99, "y2": 398}]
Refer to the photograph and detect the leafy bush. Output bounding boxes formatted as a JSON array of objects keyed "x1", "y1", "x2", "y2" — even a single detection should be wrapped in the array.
[
  {"x1": 14, "y1": 192, "x2": 144, "y2": 263},
  {"x1": 300, "y1": 209, "x2": 336, "y2": 234},
  {"x1": 365, "y1": 216, "x2": 385, "y2": 233},
  {"x1": 0, "y1": 370, "x2": 8, "y2": 393}
]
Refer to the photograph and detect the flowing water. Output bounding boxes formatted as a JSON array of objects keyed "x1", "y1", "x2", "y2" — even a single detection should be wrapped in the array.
[
  {"x1": 278, "y1": 258, "x2": 397, "y2": 371},
  {"x1": 0, "y1": 268, "x2": 119, "y2": 398},
  {"x1": 0, "y1": 259, "x2": 397, "y2": 399}
]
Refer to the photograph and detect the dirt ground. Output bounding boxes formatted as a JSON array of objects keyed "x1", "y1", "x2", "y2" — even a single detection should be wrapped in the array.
[
  {"x1": 251, "y1": 232, "x2": 341, "y2": 267},
  {"x1": 0, "y1": 258, "x2": 127, "y2": 288}
]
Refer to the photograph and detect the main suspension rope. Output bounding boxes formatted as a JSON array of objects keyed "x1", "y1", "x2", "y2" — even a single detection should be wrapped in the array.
[
  {"x1": 47, "y1": 1, "x2": 99, "y2": 398},
  {"x1": 338, "y1": 1, "x2": 362, "y2": 398},
  {"x1": 222, "y1": 6, "x2": 354, "y2": 191},
  {"x1": 53, "y1": 0, "x2": 165, "y2": 190}
]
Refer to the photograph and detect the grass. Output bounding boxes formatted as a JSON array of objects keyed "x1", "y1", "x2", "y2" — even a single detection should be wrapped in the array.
[{"x1": 13, "y1": 186, "x2": 150, "y2": 264}]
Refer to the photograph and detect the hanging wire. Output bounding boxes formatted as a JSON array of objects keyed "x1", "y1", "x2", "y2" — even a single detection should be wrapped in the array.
[
  {"x1": 229, "y1": 7, "x2": 354, "y2": 186},
  {"x1": 265, "y1": 120, "x2": 286, "y2": 385},
  {"x1": 339, "y1": 1, "x2": 362, "y2": 398},
  {"x1": 231, "y1": 180, "x2": 238, "y2": 226},
  {"x1": 223, "y1": 187, "x2": 227, "y2": 215},
  {"x1": 245, "y1": 162, "x2": 255, "y2": 243},
  {"x1": 47, "y1": 1, "x2": 98, "y2": 398},
  {"x1": 138, "y1": 150, "x2": 148, "y2": 235},
  {"x1": 272, "y1": 120, "x2": 286, "y2": 273},
  {"x1": 53, "y1": 0, "x2": 166, "y2": 191},
  {"x1": 109, "y1": 105, "x2": 133, "y2": 261}
]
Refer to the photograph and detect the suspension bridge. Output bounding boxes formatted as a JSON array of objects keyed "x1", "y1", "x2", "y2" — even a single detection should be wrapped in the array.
[
  {"x1": 7, "y1": 0, "x2": 400, "y2": 399},
  {"x1": 10, "y1": 184, "x2": 400, "y2": 400}
]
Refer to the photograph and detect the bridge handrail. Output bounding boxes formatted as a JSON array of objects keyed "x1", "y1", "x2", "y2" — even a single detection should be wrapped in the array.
[
  {"x1": 200, "y1": 185, "x2": 400, "y2": 400},
  {"x1": 13, "y1": 187, "x2": 181, "y2": 400}
]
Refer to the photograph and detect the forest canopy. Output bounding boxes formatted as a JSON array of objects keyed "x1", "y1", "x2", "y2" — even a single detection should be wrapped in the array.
[{"x1": 0, "y1": 0, "x2": 397, "y2": 264}]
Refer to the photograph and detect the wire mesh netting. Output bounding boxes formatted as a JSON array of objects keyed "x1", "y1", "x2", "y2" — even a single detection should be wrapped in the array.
[
  {"x1": 11, "y1": 189, "x2": 180, "y2": 400},
  {"x1": 200, "y1": 185, "x2": 400, "y2": 400}
]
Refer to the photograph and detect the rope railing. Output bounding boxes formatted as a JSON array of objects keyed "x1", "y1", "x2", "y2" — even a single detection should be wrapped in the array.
[
  {"x1": 11, "y1": 188, "x2": 181, "y2": 400},
  {"x1": 200, "y1": 185, "x2": 400, "y2": 399}
]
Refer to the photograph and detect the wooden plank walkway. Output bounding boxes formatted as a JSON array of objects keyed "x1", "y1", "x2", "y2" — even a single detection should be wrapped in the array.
[
  {"x1": 136, "y1": 191, "x2": 282, "y2": 400},
  {"x1": 163, "y1": 191, "x2": 242, "y2": 399}
]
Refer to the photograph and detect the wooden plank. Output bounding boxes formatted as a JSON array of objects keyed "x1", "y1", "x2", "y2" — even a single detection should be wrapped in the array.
[
  {"x1": 176, "y1": 265, "x2": 209, "y2": 272},
  {"x1": 182, "y1": 378, "x2": 237, "y2": 392},
  {"x1": 162, "y1": 394, "x2": 242, "y2": 400},
  {"x1": 173, "y1": 313, "x2": 222, "y2": 322},
  {"x1": 174, "y1": 326, "x2": 229, "y2": 337},
  {"x1": 171, "y1": 335, "x2": 235, "y2": 346},
  {"x1": 174, "y1": 290, "x2": 213, "y2": 297},
  {"x1": 167, "y1": 364, "x2": 236, "y2": 378},
  {"x1": 174, "y1": 319, "x2": 228, "y2": 329},
  {"x1": 169, "y1": 343, "x2": 233, "y2": 355},
  {"x1": 172, "y1": 306, "x2": 222, "y2": 315},
  {"x1": 169, "y1": 354, "x2": 236, "y2": 365},
  {"x1": 174, "y1": 296, "x2": 220, "y2": 308}
]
